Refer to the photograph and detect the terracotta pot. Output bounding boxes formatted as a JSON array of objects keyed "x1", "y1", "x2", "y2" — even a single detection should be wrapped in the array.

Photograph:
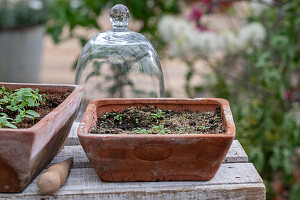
[
  {"x1": 0, "y1": 82, "x2": 83, "y2": 192},
  {"x1": 78, "y1": 98, "x2": 236, "y2": 182}
]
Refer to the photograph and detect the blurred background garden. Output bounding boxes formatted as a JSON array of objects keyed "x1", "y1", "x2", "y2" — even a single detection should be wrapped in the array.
[{"x1": 0, "y1": 0, "x2": 300, "y2": 199}]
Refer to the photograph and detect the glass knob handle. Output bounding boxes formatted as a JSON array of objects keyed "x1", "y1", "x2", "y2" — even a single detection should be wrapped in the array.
[{"x1": 109, "y1": 4, "x2": 130, "y2": 29}]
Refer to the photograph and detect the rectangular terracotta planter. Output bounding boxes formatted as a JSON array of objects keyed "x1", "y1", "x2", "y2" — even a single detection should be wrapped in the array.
[
  {"x1": 0, "y1": 82, "x2": 83, "y2": 192},
  {"x1": 78, "y1": 98, "x2": 236, "y2": 182}
]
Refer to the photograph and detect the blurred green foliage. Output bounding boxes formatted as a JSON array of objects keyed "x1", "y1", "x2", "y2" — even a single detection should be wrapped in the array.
[
  {"x1": 45, "y1": 0, "x2": 180, "y2": 69},
  {"x1": 195, "y1": 0, "x2": 300, "y2": 199},
  {"x1": 46, "y1": 0, "x2": 180, "y2": 53},
  {"x1": 0, "y1": 0, "x2": 47, "y2": 29},
  {"x1": 0, "y1": 0, "x2": 179, "y2": 68}
]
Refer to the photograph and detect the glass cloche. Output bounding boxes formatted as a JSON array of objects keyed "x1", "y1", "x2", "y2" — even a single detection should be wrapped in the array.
[{"x1": 75, "y1": 4, "x2": 165, "y2": 111}]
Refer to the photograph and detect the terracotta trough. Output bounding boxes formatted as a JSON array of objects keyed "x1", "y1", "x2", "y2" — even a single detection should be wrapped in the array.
[
  {"x1": 78, "y1": 98, "x2": 236, "y2": 182},
  {"x1": 0, "y1": 83, "x2": 83, "y2": 192}
]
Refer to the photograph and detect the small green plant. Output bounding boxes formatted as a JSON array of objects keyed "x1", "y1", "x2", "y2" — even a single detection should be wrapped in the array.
[
  {"x1": 101, "y1": 112, "x2": 124, "y2": 125},
  {"x1": 102, "y1": 112, "x2": 113, "y2": 119},
  {"x1": 0, "y1": 113, "x2": 16, "y2": 129},
  {"x1": 0, "y1": 86, "x2": 44, "y2": 128},
  {"x1": 151, "y1": 125, "x2": 170, "y2": 134},
  {"x1": 130, "y1": 128, "x2": 152, "y2": 134},
  {"x1": 113, "y1": 114, "x2": 123, "y2": 125},
  {"x1": 151, "y1": 109, "x2": 166, "y2": 119},
  {"x1": 130, "y1": 125, "x2": 171, "y2": 134}
]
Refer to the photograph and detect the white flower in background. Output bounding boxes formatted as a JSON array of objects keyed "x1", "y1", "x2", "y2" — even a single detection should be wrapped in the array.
[
  {"x1": 250, "y1": 0, "x2": 273, "y2": 16},
  {"x1": 194, "y1": 32, "x2": 220, "y2": 54},
  {"x1": 28, "y1": 0, "x2": 43, "y2": 10},
  {"x1": 158, "y1": 16, "x2": 190, "y2": 42},
  {"x1": 219, "y1": 31, "x2": 239, "y2": 54},
  {"x1": 158, "y1": 16, "x2": 266, "y2": 58},
  {"x1": 158, "y1": 16, "x2": 172, "y2": 42},
  {"x1": 238, "y1": 22, "x2": 266, "y2": 50},
  {"x1": 159, "y1": 16, "x2": 196, "y2": 57},
  {"x1": 71, "y1": 0, "x2": 82, "y2": 9},
  {"x1": 169, "y1": 31, "x2": 194, "y2": 57},
  {"x1": 159, "y1": 16, "x2": 221, "y2": 57}
]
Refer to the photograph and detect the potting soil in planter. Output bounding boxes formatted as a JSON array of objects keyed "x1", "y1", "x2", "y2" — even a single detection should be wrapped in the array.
[
  {"x1": 0, "y1": 86, "x2": 71, "y2": 128},
  {"x1": 91, "y1": 106, "x2": 225, "y2": 134}
]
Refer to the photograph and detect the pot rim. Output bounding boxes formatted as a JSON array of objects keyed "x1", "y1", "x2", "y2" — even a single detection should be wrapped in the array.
[
  {"x1": 0, "y1": 82, "x2": 83, "y2": 133},
  {"x1": 78, "y1": 98, "x2": 236, "y2": 138}
]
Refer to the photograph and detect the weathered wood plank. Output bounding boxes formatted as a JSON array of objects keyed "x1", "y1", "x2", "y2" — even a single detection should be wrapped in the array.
[
  {"x1": 0, "y1": 163, "x2": 264, "y2": 199},
  {"x1": 224, "y1": 140, "x2": 248, "y2": 163},
  {"x1": 49, "y1": 145, "x2": 90, "y2": 168},
  {"x1": 65, "y1": 122, "x2": 80, "y2": 146},
  {"x1": 0, "y1": 183, "x2": 266, "y2": 200}
]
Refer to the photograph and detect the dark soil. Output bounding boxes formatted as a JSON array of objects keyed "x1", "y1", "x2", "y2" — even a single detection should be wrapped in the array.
[
  {"x1": 91, "y1": 106, "x2": 225, "y2": 135},
  {"x1": 1, "y1": 92, "x2": 71, "y2": 128}
]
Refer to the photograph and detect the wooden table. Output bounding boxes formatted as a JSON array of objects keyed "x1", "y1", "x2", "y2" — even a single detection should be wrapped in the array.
[{"x1": 0, "y1": 123, "x2": 266, "y2": 200}]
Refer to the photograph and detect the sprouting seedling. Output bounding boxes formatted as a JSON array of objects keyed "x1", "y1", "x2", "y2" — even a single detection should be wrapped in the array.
[
  {"x1": 14, "y1": 109, "x2": 41, "y2": 125},
  {"x1": 102, "y1": 112, "x2": 112, "y2": 119},
  {"x1": 151, "y1": 109, "x2": 166, "y2": 120},
  {"x1": 113, "y1": 113, "x2": 123, "y2": 124},
  {"x1": 175, "y1": 127, "x2": 185, "y2": 134},
  {"x1": 0, "y1": 86, "x2": 44, "y2": 128},
  {"x1": 12, "y1": 88, "x2": 43, "y2": 108},
  {"x1": 151, "y1": 125, "x2": 170, "y2": 134},
  {"x1": 0, "y1": 113, "x2": 17, "y2": 129},
  {"x1": 130, "y1": 128, "x2": 152, "y2": 134},
  {"x1": 138, "y1": 128, "x2": 152, "y2": 134},
  {"x1": 25, "y1": 110, "x2": 41, "y2": 124}
]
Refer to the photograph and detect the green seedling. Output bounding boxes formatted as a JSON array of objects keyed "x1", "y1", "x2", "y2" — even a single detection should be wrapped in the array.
[
  {"x1": 137, "y1": 129, "x2": 151, "y2": 134},
  {"x1": 0, "y1": 86, "x2": 44, "y2": 128},
  {"x1": 113, "y1": 114, "x2": 123, "y2": 125},
  {"x1": 0, "y1": 113, "x2": 17, "y2": 129},
  {"x1": 102, "y1": 112, "x2": 112, "y2": 119},
  {"x1": 151, "y1": 109, "x2": 165, "y2": 119},
  {"x1": 130, "y1": 127, "x2": 152, "y2": 134},
  {"x1": 133, "y1": 128, "x2": 148, "y2": 134},
  {"x1": 151, "y1": 125, "x2": 170, "y2": 134},
  {"x1": 176, "y1": 127, "x2": 185, "y2": 134}
]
